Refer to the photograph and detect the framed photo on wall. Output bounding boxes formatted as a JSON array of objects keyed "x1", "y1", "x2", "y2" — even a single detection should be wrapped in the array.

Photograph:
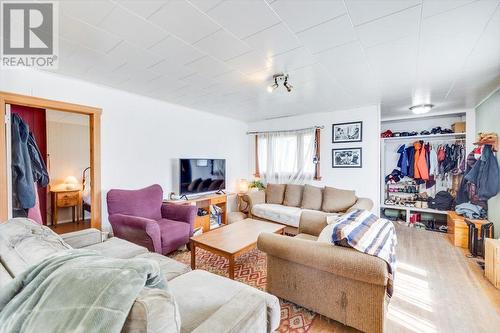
[
  {"x1": 332, "y1": 148, "x2": 362, "y2": 168},
  {"x1": 332, "y1": 121, "x2": 362, "y2": 143}
]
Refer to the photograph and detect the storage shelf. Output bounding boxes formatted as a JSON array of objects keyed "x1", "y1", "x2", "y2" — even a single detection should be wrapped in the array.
[
  {"x1": 380, "y1": 204, "x2": 449, "y2": 215},
  {"x1": 381, "y1": 132, "x2": 466, "y2": 141}
]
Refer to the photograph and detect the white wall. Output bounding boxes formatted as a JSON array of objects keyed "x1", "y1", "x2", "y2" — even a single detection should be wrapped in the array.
[
  {"x1": 248, "y1": 105, "x2": 381, "y2": 211},
  {"x1": 0, "y1": 69, "x2": 249, "y2": 231}
]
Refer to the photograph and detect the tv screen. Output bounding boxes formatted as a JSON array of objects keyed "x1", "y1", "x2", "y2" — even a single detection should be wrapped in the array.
[{"x1": 179, "y1": 159, "x2": 226, "y2": 196}]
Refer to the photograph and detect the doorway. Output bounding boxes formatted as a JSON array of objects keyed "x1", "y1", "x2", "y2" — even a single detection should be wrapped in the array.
[{"x1": 0, "y1": 92, "x2": 101, "y2": 230}]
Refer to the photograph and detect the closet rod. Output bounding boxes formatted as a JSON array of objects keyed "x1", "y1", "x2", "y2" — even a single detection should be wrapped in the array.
[{"x1": 246, "y1": 125, "x2": 324, "y2": 135}]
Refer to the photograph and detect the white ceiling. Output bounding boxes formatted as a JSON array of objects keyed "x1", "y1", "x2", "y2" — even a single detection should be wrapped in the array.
[{"x1": 42, "y1": 0, "x2": 500, "y2": 121}]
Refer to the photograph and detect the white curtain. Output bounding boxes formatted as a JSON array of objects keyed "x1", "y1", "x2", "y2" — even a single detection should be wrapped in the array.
[{"x1": 257, "y1": 128, "x2": 315, "y2": 184}]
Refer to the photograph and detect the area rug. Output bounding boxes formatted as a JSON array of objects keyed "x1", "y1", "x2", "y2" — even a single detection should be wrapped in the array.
[{"x1": 168, "y1": 248, "x2": 317, "y2": 332}]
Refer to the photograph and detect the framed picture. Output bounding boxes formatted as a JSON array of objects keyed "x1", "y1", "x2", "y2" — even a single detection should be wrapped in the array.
[
  {"x1": 332, "y1": 121, "x2": 362, "y2": 143},
  {"x1": 332, "y1": 148, "x2": 362, "y2": 168}
]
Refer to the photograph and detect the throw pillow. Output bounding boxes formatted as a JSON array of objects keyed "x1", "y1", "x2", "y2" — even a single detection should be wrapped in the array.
[
  {"x1": 266, "y1": 183, "x2": 286, "y2": 204},
  {"x1": 301, "y1": 184, "x2": 323, "y2": 210},
  {"x1": 322, "y1": 186, "x2": 357, "y2": 213},
  {"x1": 283, "y1": 184, "x2": 304, "y2": 207}
]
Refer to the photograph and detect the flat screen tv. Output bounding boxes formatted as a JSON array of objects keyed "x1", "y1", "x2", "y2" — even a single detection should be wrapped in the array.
[{"x1": 179, "y1": 159, "x2": 226, "y2": 197}]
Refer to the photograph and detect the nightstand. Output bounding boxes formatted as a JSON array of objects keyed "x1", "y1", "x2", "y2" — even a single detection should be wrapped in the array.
[{"x1": 50, "y1": 189, "x2": 81, "y2": 227}]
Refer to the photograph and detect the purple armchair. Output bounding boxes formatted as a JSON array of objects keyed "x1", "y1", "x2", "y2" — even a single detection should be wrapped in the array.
[{"x1": 106, "y1": 184, "x2": 196, "y2": 254}]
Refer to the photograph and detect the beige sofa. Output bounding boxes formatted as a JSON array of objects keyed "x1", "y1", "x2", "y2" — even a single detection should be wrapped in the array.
[
  {"x1": 0, "y1": 218, "x2": 280, "y2": 333},
  {"x1": 245, "y1": 184, "x2": 373, "y2": 233},
  {"x1": 257, "y1": 216, "x2": 389, "y2": 333}
]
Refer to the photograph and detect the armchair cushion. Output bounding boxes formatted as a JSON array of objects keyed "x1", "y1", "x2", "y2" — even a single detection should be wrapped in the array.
[
  {"x1": 158, "y1": 219, "x2": 191, "y2": 254},
  {"x1": 161, "y1": 204, "x2": 196, "y2": 229},
  {"x1": 107, "y1": 184, "x2": 163, "y2": 220},
  {"x1": 322, "y1": 186, "x2": 356, "y2": 213}
]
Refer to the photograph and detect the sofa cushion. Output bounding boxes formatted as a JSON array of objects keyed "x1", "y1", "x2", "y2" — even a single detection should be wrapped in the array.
[
  {"x1": 283, "y1": 184, "x2": 304, "y2": 207},
  {"x1": 295, "y1": 233, "x2": 318, "y2": 241},
  {"x1": 169, "y1": 269, "x2": 280, "y2": 333},
  {"x1": 0, "y1": 218, "x2": 72, "y2": 276},
  {"x1": 61, "y1": 228, "x2": 102, "y2": 249},
  {"x1": 322, "y1": 186, "x2": 357, "y2": 212},
  {"x1": 122, "y1": 287, "x2": 181, "y2": 333},
  {"x1": 252, "y1": 203, "x2": 302, "y2": 227},
  {"x1": 317, "y1": 223, "x2": 335, "y2": 243},
  {"x1": 134, "y1": 252, "x2": 191, "y2": 281},
  {"x1": 84, "y1": 237, "x2": 148, "y2": 259},
  {"x1": 158, "y1": 219, "x2": 191, "y2": 254},
  {"x1": 301, "y1": 184, "x2": 323, "y2": 210},
  {"x1": 266, "y1": 184, "x2": 286, "y2": 204},
  {"x1": 0, "y1": 263, "x2": 13, "y2": 289}
]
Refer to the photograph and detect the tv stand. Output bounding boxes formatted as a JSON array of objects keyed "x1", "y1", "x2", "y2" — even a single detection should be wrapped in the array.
[{"x1": 164, "y1": 193, "x2": 228, "y2": 233}]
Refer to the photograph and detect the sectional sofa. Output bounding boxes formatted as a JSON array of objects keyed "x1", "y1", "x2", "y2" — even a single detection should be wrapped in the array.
[
  {"x1": 245, "y1": 184, "x2": 373, "y2": 233},
  {"x1": 0, "y1": 218, "x2": 280, "y2": 333}
]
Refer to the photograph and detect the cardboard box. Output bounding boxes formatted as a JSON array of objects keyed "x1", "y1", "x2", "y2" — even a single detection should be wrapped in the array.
[{"x1": 452, "y1": 121, "x2": 465, "y2": 133}]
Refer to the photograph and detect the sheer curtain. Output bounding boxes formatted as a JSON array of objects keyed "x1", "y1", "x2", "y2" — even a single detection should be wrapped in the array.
[{"x1": 258, "y1": 128, "x2": 315, "y2": 184}]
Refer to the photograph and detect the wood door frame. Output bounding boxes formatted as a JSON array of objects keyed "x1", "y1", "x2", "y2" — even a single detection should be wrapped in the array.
[{"x1": 0, "y1": 91, "x2": 102, "y2": 230}]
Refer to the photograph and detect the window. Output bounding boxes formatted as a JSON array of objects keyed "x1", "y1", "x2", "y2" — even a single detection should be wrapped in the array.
[{"x1": 255, "y1": 127, "x2": 320, "y2": 183}]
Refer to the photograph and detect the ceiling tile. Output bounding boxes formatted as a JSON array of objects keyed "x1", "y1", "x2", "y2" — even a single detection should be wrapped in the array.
[
  {"x1": 356, "y1": 6, "x2": 421, "y2": 48},
  {"x1": 118, "y1": 0, "x2": 168, "y2": 19},
  {"x1": 225, "y1": 50, "x2": 271, "y2": 75},
  {"x1": 148, "y1": 36, "x2": 204, "y2": 65},
  {"x1": 194, "y1": 29, "x2": 251, "y2": 61},
  {"x1": 270, "y1": 0, "x2": 346, "y2": 33},
  {"x1": 107, "y1": 41, "x2": 163, "y2": 69},
  {"x1": 345, "y1": 0, "x2": 422, "y2": 26},
  {"x1": 60, "y1": 15, "x2": 122, "y2": 54},
  {"x1": 207, "y1": 0, "x2": 280, "y2": 39},
  {"x1": 243, "y1": 23, "x2": 302, "y2": 57},
  {"x1": 270, "y1": 47, "x2": 317, "y2": 72},
  {"x1": 315, "y1": 41, "x2": 366, "y2": 67},
  {"x1": 189, "y1": 0, "x2": 224, "y2": 12},
  {"x1": 148, "y1": 0, "x2": 220, "y2": 43},
  {"x1": 422, "y1": 0, "x2": 476, "y2": 18},
  {"x1": 297, "y1": 15, "x2": 357, "y2": 54},
  {"x1": 99, "y1": 5, "x2": 168, "y2": 49},
  {"x1": 186, "y1": 56, "x2": 233, "y2": 77},
  {"x1": 148, "y1": 59, "x2": 196, "y2": 79},
  {"x1": 60, "y1": 0, "x2": 116, "y2": 26}
]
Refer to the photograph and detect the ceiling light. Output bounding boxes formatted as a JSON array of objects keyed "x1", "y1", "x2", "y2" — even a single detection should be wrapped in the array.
[
  {"x1": 409, "y1": 104, "x2": 434, "y2": 114},
  {"x1": 267, "y1": 73, "x2": 293, "y2": 93}
]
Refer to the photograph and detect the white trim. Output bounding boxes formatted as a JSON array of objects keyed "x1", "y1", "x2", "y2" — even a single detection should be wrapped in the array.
[
  {"x1": 475, "y1": 86, "x2": 500, "y2": 110},
  {"x1": 381, "y1": 109, "x2": 468, "y2": 122}
]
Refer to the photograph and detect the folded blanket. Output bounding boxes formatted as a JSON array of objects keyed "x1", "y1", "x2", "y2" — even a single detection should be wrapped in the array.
[
  {"x1": 331, "y1": 209, "x2": 397, "y2": 297},
  {"x1": 0, "y1": 250, "x2": 170, "y2": 333}
]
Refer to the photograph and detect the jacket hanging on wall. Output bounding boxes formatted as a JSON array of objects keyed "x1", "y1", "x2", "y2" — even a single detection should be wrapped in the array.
[
  {"x1": 464, "y1": 144, "x2": 500, "y2": 201},
  {"x1": 11, "y1": 113, "x2": 49, "y2": 212}
]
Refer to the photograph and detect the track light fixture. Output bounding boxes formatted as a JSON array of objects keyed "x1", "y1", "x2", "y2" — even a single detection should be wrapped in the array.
[{"x1": 267, "y1": 73, "x2": 293, "y2": 93}]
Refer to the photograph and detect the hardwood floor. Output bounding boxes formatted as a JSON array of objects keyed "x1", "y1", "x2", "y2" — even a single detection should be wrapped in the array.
[
  {"x1": 309, "y1": 224, "x2": 500, "y2": 332},
  {"x1": 48, "y1": 220, "x2": 91, "y2": 234}
]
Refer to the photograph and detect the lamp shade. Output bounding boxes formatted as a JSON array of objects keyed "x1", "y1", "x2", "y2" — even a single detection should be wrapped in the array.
[
  {"x1": 64, "y1": 176, "x2": 79, "y2": 190},
  {"x1": 238, "y1": 179, "x2": 249, "y2": 193}
]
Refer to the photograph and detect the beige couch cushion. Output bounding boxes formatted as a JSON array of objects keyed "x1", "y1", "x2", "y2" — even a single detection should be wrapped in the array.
[
  {"x1": 122, "y1": 287, "x2": 181, "y2": 333},
  {"x1": 322, "y1": 186, "x2": 356, "y2": 212},
  {"x1": 317, "y1": 223, "x2": 335, "y2": 243},
  {"x1": 252, "y1": 203, "x2": 302, "y2": 227},
  {"x1": 266, "y1": 184, "x2": 286, "y2": 204},
  {"x1": 0, "y1": 218, "x2": 72, "y2": 276},
  {"x1": 170, "y1": 269, "x2": 280, "y2": 333},
  {"x1": 301, "y1": 184, "x2": 323, "y2": 210},
  {"x1": 134, "y1": 252, "x2": 191, "y2": 281},
  {"x1": 83, "y1": 237, "x2": 148, "y2": 259},
  {"x1": 283, "y1": 184, "x2": 304, "y2": 207}
]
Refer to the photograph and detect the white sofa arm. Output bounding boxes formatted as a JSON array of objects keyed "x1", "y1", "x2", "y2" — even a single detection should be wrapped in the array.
[
  {"x1": 60, "y1": 228, "x2": 102, "y2": 249},
  {"x1": 192, "y1": 291, "x2": 267, "y2": 333}
]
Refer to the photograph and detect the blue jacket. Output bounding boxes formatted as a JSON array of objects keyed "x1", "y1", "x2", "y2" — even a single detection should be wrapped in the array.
[
  {"x1": 464, "y1": 144, "x2": 500, "y2": 201},
  {"x1": 397, "y1": 144, "x2": 408, "y2": 176}
]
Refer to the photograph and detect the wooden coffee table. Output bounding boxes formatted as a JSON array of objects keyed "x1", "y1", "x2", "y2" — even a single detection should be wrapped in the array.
[{"x1": 190, "y1": 218, "x2": 285, "y2": 279}]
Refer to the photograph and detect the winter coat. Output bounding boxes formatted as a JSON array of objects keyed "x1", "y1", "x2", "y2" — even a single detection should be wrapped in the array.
[
  {"x1": 397, "y1": 144, "x2": 408, "y2": 176},
  {"x1": 406, "y1": 146, "x2": 415, "y2": 177},
  {"x1": 429, "y1": 147, "x2": 438, "y2": 176},
  {"x1": 465, "y1": 144, "x2": 500, "y2": 201},
  {"x1": 414, "y1": 141, "x2": 429, "y2": 180},
  {"x1": 11, "y1": 114, "x2": 36, "y2": 209}
]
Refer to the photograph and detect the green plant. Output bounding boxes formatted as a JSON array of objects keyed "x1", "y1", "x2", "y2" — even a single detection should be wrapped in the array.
[{"x1": 249, "y1": 180, "x2": 265, "y2": 190}]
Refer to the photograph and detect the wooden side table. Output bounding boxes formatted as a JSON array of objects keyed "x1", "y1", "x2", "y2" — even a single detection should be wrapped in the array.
[
  {"x1": 50, "y1": 189, "x2": 81, "y2": 227},
  {"x1": 447, "y1": 211, "x2": 490, "y2": 248},
  {"x1": 485, "y1": 238, "x2": 500, "y2": 289}
]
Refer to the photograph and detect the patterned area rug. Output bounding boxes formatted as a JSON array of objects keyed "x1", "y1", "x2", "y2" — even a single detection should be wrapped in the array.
[{"x1": 168, "y1": 248, "x2": 317, "y2": 332}]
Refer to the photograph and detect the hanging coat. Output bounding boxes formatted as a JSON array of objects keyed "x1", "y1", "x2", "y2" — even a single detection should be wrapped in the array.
[
  {"x1": 11, "y1": 113, "x2": 36, "y2": 209},
  {"x1": 414, "y1": 141, "x2": 429, "y2": 180},
  {"x1": 464, "y1": 144, "x2": 500, "y2": 201},
  {"x1": 457, "y1": 151, "x2": 479, "y2": 205},
  {"x1": 429, "y1": 147, "x2": 438, "y2": 176},
  {"x1": 406, "y1": 146, "x2": 415, "y2": 178},
  {"x1": 397, "y1": 144, "x2": 408, "y2": 176}
]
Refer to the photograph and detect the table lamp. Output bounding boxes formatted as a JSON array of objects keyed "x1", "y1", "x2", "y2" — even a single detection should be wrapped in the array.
[
  {"x1": 238, "y1": 179, "x2": 249, "y2": 193},
  {"x1": 64, "y1": 176, "x2": 79, "y2": 190}
]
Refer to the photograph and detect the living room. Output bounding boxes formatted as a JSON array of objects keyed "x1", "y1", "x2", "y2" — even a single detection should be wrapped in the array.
[{"x1": 0, "y1": 0, "x2": 499, "y2": 332}]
